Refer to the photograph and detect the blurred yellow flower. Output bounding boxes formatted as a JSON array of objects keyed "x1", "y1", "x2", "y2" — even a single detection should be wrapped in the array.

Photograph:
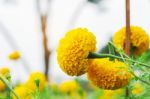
[
  {"x1": 132, "y1": 82, "x2": 144, "y2": 95},
  {"x1": 113, "y1": 26, "x2": 149, "y2": 55},
  {"x1": 0, "y1": 67, "x2": 10, "y2": 76},
  {"x1": 99, "y1": 89, "x2": 123, "y2": 99},
  {"x1": 88, "y1": 58, "x2": 131, "y2": 90},
  {"x1": 70, "y1": 92, "x2": 86, "y2": 99},
  {"x1": 0, "y1": 67, "x2": 10, "y2": 91},
  {"x1": 13, "y1": 85, "x2": 31, "y2": 99},
  {"x1": 57, "y1": 28, "x2": 96, "y2": 76},
  {"x1": 9, "y1": 51, "x2": 20, "y2": 60},
  {"x1": 49, "y1": 82, "x2": 58, "y2": 90},
  {"x1": 60, "y1": 80, "x2": 79, "y2": 93},
  {"x1": 26, "y1": 72, "x2": 46, "y2": 92},
  {"x1": 0, "y1": 80, "x2": 5, "y2": 91}
]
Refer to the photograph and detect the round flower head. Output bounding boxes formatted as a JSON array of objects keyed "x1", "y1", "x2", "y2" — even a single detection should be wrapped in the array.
[
  {"x1": 59, "y1": 80, "x2": 79, "y2": 93},
  {"x1": 87, "y1": 58, "x2": 131, "y2": 90},
  {"x1": 113, "y1": 26, "x2": 149, "y2": 55},
  {"x1": 26, "y1": 72, "x2": 46, "y2": 91},
  {"x1": 57, "y1": 28, "x2": 96, "y2": 76}
]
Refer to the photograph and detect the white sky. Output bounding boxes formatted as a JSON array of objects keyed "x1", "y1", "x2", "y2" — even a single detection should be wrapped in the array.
[{"x1": 0, "y1": 0, "x2": 150, "y2": 83}]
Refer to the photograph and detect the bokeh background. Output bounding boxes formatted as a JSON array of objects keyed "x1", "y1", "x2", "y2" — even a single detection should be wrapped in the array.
[{"x1": 0, "y1": 0, "x2": 150, "y2": 84}]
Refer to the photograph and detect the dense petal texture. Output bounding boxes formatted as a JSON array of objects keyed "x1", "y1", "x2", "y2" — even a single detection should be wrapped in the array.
[
  {"x1": 57, "y1": 28, "x2": 96, "y2": 76},
  {"x1": 88, "y1": 58, "x2": 131, "y2": 90},
  {"x1": 113, "y1": 26, "x2": 149, "y2": 55}
]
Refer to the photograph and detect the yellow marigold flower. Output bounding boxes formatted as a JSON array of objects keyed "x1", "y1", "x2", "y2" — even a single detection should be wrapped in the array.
[
  {"x1": 13, "y1": 85, "x2": 31, "y2": 99},
  {"x1": 88, "y1": 58, "x2": 131, "y2": 90},
  {"x1": 26, "y1": 72, "x2": 46, "y2": 92},
  {"x1": 132, "y1": 82, "x2": 144, "y2": 95},
  {"x1": 113, "y1": 26, "x2": 149, "y2": 55},
  {"x1": 59, "y1": 80, "x2": 79, "y2": 93},
  {"x1": 9, "y1": 51, "x2": 20, "y2": 60},
  {"x1": 57, "y1": 28, "x2": 96, "y2": 76},
  {"x1": 0, "y1": 67, "x2": 10, "y2": 91}
]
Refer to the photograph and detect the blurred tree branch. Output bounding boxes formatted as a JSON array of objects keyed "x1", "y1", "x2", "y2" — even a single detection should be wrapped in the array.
[{"x1": 36, "y1": 0, "x2": 51, "y2": 80}]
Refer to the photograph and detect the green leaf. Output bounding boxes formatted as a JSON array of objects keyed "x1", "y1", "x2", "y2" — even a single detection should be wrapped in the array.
[{"x1": 108, "y1": 42, "x2": 115, "y2": 55}]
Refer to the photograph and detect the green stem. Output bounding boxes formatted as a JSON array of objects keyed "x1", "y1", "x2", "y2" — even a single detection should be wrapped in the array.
[
  {"x1": 88, "y1": 52, "x2": 150, "y2": 68},
  {"x1": 119, "y1": 53, "x2": 150, "y2": 85},
  {"x1": 0, "y1": 76, "x2": 20, "y2": 99},
  {"x1": 88, "y1": 52, "x2": 150, "y2": 85},
  {"x1": 130, "y1": 71, "x2": 150, "y2": 85}
]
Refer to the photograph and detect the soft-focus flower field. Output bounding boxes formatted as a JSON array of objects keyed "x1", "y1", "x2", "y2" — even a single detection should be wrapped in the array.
[
  {"x1": 0, "y1": 0, "x2": 150, "y2": 99},
  {"x1": 1, "y1": 26, "x2": 150, "y2": 99}
]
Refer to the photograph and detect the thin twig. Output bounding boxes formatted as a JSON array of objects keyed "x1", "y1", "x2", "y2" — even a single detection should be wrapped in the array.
[{"x1": 36, "y1": 0, "x2": 51, "y2": 80}]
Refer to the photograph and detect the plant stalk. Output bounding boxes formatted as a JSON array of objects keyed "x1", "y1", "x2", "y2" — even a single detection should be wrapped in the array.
[{"x1": 0, "y1": 76, "x2": 20, "y2": 99}]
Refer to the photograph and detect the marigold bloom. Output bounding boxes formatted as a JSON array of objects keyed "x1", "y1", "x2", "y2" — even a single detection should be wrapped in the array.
[
  {"x1": 9, "y1": 51, "x2": 20, "y2": 60},
  {"x1": 88, "y1": 58, "x2": 131, "y2": 90},
  {"x1": 57, "y1": 28, "x2": 96, "y2": 76},
  {"x1": 113, "y1": 26, "x2": 149, "y2": 55},
  {"x1": 13, "y1": 85, "x2": 31, "y2": 99},
  {"x1": 0, "y1": 67, "x2": 10, "y2": 91},
  {"x1": 131, "y1": 82, "x2": 144, "y2": 95},
  {"x1": 59, "y1": 80, "x2": 79, "y2": 93},
  {"x1": 26, "y1": 72, "x2": 46, "y2": 92}
]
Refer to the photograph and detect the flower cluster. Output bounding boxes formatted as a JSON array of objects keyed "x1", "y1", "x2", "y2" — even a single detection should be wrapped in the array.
[{"x1": 57, "y1": 26, "x2": 149, "y2": 90}]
